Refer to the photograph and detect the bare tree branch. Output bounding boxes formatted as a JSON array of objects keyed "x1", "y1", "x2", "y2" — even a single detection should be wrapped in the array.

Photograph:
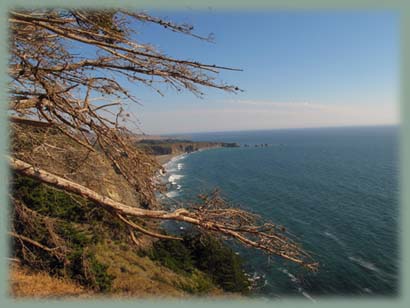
[
  {"x1": 9, "y1": 231, "x2": 58, "y2": 253},
  {"x1": 10, "y1": 157, "x2": 318, "y2": 271}
]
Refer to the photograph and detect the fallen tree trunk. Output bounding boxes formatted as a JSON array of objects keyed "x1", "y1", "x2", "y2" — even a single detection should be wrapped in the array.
[{"x1": 9, "y1": 156, "x2": 318, "y2": 271}]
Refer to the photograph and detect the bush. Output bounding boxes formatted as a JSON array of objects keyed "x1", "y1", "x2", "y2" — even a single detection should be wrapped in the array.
[
  {"x1": 150, "y1": 239, "x2": 194, "y2": 274},
  {"x1": 150, "y1": 233, "x2": 250, "y2": 294},
  {"x1": 12, "y1": 176, "x2": 89, "y2": 222},
  {"x1": 11, "y1": 175, "x2": 115, "y2": 292},
  {"x1": 184, "y1": 234, "x2": 250, "y2": 294}
]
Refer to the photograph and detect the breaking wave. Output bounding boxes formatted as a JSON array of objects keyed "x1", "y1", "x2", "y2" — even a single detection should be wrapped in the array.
[
  {"x1": 280, "y1": 268, "x2": 316, "y2": 302},
  {"x1": 323, "y1": 231, "x2": 346, "y2": 247},
  {"x1": 348, "y1": 256, "x2": 382, "y2": 274}
]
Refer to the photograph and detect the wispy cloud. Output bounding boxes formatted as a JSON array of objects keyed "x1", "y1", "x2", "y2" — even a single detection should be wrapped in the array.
[
  {"x1": 216, "y1": 99, "x2": 312, "y2": 108},
  {"x1": 138, "y1": 99, "x2": 399, "y2": 134}
]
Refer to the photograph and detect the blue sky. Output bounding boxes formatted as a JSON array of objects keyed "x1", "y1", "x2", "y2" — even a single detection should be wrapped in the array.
[{"x1": 117, "y1": 10, "x2": 399, "y2": 134}]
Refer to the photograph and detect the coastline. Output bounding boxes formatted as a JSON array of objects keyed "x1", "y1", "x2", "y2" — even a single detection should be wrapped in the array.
[
  {"x1": 154, "y1": 144, "x2": 225, "y2": 167},
  {"x1": 155, "y1": 153, "x2": 181, "y2": 166},
  {"x1": 153, "y1": 147, "x2": 219, "y2": 195}
]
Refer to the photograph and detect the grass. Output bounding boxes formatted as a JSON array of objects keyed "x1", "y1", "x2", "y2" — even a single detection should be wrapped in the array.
[
  {"x1": 93, "y1": 240, "x2": 215, "y2": 297},
  {"x1": 9, "y1": 263, "x2": 91, "y2": 298}
]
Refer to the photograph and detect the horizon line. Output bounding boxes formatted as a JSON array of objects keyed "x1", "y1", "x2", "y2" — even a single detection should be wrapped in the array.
[{"x1": 152, "y1": 123, "x2": 400, "y2": 137}]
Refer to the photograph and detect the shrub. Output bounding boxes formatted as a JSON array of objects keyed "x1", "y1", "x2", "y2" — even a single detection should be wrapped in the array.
[
  {"x1": 150, "y1": 239, "x2": 194, "y2": 274},
  {"x1": 150, "y1": 233, "x2": 250, "y2": 294},
  {"x1": 184, "y1": 234, "x2": 250, "y2": 294},
  {"x1": 11, "y1": 175, "x2": 115, "y2": 292}
]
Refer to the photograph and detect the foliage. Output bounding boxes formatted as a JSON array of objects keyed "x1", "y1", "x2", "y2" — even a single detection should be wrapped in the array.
[
  {"x1": 185, "y1": 234, "x2": 250, "y2": 293},
  {"x1": 11, "y1": 175, "x2": 115, "y2": 292},
  {"x1": 149, "y1": 238, "x2": 195, "y2": 275},
  {"x1": 13, "y1": 176, "x2": 91, "y2": 222},
  {"x1": 150, "y1": 233, "x2": 250, "y2": 294}
]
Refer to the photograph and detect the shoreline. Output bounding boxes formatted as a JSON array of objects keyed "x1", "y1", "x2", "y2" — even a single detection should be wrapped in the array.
[
  {"x1": 154, "y1": 145, "x2": 225, "y2": 167},
  {"x1": 155, "y1": 153, "x2": 182, "y2": 166}
]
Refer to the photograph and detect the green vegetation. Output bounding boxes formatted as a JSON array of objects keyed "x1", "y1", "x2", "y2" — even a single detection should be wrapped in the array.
[
  {"x1": 148, "y1": 233, "x2": 250, "y2": 294},
  {"x1": 11, "y1": 175, "x2": 120, "y2": 292},
  {"x1": 11, "y1": 175, "x2": 250, "y2": 296},
  {"x1": 150, "y1": 238, "x2": 195, "y2": 274},
  {"x1": 13, "y1": 175, "x2": 92, "y2": 222}
]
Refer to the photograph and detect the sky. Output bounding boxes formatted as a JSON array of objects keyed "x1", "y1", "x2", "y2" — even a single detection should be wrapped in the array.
[{"x1": 118, "y1": 10, "x2": 399, "y2": 134}]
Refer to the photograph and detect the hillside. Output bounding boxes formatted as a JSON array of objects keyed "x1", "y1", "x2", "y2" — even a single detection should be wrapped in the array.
[{"x1": 9, "y1": 123, "x2": 249, "y2": 298}]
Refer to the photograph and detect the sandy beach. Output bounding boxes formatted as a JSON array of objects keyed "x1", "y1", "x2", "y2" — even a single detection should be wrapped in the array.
[
  {"x1": 155, "y1": 153, "x2": 181, "y2": 166},
  {"x1": 155, "y1": 145, "x2": 224, "y2": 167}
]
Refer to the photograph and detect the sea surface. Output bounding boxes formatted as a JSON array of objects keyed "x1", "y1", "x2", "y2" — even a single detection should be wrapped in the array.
[{"x1": 161, "y1": 126, "x2": 399, "y2": 299}]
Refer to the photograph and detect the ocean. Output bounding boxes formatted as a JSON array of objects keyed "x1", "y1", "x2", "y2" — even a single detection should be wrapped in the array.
[{"x1": 161, "y1": 126, "x2": 399, "y2": 299}]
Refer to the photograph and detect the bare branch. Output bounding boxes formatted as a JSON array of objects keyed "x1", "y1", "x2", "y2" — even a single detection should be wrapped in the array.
[
  {"x1": 10, "y1": 157, "x2": 318, "y2": 271},
  {"x1": 117, "y1": 214, "x2": 182, "y2": 241},
  {"x1": 8, "y1": 232, "x2": 59, "y2": 253}
]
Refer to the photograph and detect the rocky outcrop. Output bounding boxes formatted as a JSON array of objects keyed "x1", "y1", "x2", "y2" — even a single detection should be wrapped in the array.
[{"x1": 136, "y1": 139, "x2": 239, "y2": 156}]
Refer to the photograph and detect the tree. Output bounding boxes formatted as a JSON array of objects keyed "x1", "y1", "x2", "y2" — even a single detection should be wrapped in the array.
[{"x1": 8, "y1": 9, "x2": 318, "y2": 271}]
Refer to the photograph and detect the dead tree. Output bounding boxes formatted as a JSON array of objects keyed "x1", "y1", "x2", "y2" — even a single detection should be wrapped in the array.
[{"x1": 8, "y1": 9, "x2": 318, "y2": 271}]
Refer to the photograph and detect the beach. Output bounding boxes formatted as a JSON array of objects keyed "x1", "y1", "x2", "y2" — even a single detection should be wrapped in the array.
[
  {"x1": 154, "y1": 144, "x2": 226, "y2": 167},
  {"x1": 155, "y1": 154, "x2": 178, "y2": 166}
]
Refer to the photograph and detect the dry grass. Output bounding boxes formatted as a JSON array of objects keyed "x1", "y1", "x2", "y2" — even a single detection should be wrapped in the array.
[
  {"x1": 9, "y1": 250, "x2": 240, "y2": 300},
  {"x1": 93, "y1": 240, "x2": 195, "y2": 298},
  {"x1": 9, "y1": 263, "x2": 92, "y2": 299}
]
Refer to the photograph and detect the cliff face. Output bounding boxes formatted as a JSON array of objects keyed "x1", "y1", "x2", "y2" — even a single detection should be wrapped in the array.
[
  {"x1": 136, "y1": 139, "x2": 239, "y2": 156},
  {"x1": 11, "y1": 123, "x2": 141, "y2": 207}
]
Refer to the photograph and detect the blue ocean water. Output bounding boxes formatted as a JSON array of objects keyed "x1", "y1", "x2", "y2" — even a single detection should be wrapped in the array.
[{"x1": 162, "y1": 126, "x2": 399, "y2": 298}]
